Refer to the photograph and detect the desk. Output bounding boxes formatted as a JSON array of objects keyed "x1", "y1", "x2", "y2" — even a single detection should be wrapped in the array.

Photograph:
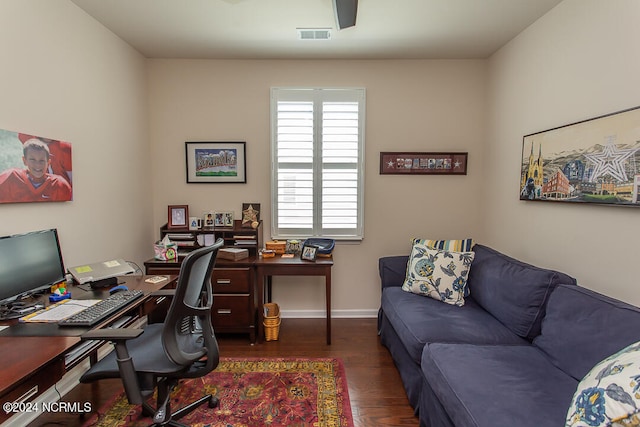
[
  {"x1": 255, "y1": 256, "x2": 334, "y2": 345},
  {"x1": 0, "y1": 275, "x2": 176, "y2": 423}
]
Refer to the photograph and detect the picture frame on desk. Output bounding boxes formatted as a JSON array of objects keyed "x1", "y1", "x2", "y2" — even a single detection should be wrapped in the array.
[
  {"x1": 168, "y1": 205, "x2": 189, "y2": 229},
  {"x1": 301, "y1": 245, "x2": 317, "y2": 261},
  {"x1": 214, "y1": 212, "x2": 234, "y2": 227}
]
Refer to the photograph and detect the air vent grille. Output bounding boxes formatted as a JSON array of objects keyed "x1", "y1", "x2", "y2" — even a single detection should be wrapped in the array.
[{"x1": 297, "y1": 28, "x2": 332, "y2": 40}]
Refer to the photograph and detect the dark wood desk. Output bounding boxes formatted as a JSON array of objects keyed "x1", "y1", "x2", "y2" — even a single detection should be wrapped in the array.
[
  {"x1": 0, "y1": 275, "x2": 176, "y2": 423},
  {"x1": 255, "y1": 256, "x2": 334, "y2": 344}
]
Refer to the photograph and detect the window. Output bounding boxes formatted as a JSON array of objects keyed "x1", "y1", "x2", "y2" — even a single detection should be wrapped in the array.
[{"x1": 270, "y1": 88, "x2": 365, "y2": 240}]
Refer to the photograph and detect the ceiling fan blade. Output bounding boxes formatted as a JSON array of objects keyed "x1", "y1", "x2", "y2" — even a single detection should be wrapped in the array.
[{"x1": 333, "y1": 0, "x2": 358, "y2": 29}]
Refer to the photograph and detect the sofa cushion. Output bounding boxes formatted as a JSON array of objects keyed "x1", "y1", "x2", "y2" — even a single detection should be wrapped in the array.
[
  {"x1": 534, "y1": 285, "x2": 640, "y2": 381},
  {"x1": 422, "y1": 343, "x2": 577, "y2": 427},
  {"x1": 410, "y1": 237, "x2": 474, "y2": 252},
  {"x1": 467, "y1": 244, "x2": 577, "y2": 340},
  {"x1": 566, "y1": 340, "x2": 640, "y2": 427},
  {"x1": 381, "y1": 286, "x2": 526, "y2": 364},
  {"x1": 402, "y1": 247, "x2": 474, "y2": 306}
]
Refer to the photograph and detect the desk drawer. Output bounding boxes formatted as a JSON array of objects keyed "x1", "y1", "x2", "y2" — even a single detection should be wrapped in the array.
[
  {"x1": 212, "y1": 295, "x2": 251, "y2": 327},
  {"x1": 0, "y1": 357, "x2": 64, "y2": 423},
  {"x1": 212, "y1": 268, "x2": 250, "y2": 293}
]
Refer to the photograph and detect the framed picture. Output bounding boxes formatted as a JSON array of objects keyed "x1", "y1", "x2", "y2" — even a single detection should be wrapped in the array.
[
  {"x1": 380, "y1": 152, "x2": 468, "y2": 175},
  {"x1": 0, "y1": 129, "x2": 73, "y2": 204},
  {"x1": 301, "y1": 245, "x2": 317, "y2": 261},
  {"x1": 520, "y1": 106, "x2": 640, "y2": 207},
  {"x1": 241, "y1": 203, "x2": 260, "y2": 227},
  {"x1": 214, "y1": 212, "x2": 234, "y2": 227},
  {"x1": 185, "y1": 141, "x2": 246, "y2": 183},
  {"x1": 168, "y1": 205, "x2": 189, "y2": 229},
  {"x1": 203, "y1": 211, "x2": 215, "y2": 229}
]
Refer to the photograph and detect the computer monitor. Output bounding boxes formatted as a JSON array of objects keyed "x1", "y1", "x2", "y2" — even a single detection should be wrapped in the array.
[{"x1": 0, "y1": 228, "x2": 66, "y2": 306}]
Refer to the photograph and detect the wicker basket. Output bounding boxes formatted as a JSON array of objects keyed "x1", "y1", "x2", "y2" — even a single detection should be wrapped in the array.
[{"x1": 263, "y1": 302, "x2": 281, "y2": 341}]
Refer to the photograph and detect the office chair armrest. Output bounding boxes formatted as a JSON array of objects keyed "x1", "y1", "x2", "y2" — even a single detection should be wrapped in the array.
[{"x1": 81, "y1": 328, "x2": 144, "y2": 341}]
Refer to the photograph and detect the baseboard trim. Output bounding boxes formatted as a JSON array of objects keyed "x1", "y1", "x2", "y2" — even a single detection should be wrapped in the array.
[{"x1": 281, "y1": 309, "x2": 378, "y2": 318}]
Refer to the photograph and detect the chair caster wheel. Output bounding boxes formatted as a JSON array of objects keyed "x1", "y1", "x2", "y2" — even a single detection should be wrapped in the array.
[{"x1": 209, "y1": 396, "x2": 219, "y2": 408}]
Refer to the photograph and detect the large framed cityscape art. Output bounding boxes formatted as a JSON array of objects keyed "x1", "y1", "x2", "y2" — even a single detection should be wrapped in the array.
[
  {"x1": 520, "y1": 106, "x2": 640, "y2": 207},
  {"x1": 185, "y1": 141, "x2": 246, "y2": 183}
]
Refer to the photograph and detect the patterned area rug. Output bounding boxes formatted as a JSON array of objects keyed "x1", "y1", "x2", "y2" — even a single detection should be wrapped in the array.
[{"x1": 84, "y1": 357, "x2": 354, "y2": 427}]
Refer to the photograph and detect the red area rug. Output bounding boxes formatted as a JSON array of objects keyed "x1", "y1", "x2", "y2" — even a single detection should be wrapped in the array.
[{"x1": 84, "y1": 357, "x2": 354, "y2": 427}]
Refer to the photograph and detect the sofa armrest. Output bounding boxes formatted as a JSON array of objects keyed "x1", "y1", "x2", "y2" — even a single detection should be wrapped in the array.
[{"x1": 379, "y1": 256, "x2": 408, "y2": 289}]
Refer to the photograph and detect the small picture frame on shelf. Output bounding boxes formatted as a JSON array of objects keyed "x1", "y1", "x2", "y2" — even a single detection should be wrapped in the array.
[
  {"x1": 168, "y1": 205, "x2": 189, "y2": 229},
  {"x1": 301, "y1": 245, "x2": 317, "y2": 261},
  {"x1": 223, "y1": 212, "x2": 234, "y2": 227},
  {"x1": 203, "y1": 211, "x2": 215, "y2": 229},
  {"x1": 188, "y1": 217, "x2": 201, "y2": 230},
  {"x1": 215, "y1": 212, "x2": 234, "y2": 227},
  {"x1": 241, "y1": 203, "x2": 260, "y2": 228}
]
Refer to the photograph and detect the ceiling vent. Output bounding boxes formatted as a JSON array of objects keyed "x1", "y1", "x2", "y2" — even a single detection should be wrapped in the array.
[{"x1": 297, "y1": 28, "x2": 332, "y2": 40}]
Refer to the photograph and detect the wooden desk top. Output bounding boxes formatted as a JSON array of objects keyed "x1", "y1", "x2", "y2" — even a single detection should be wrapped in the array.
[
  {"x1": 0, "y1": 275, "x2": 176, "y2": 399},
  {"x1": 0, "y1": 335, "x2": 80, "y2": 397}
]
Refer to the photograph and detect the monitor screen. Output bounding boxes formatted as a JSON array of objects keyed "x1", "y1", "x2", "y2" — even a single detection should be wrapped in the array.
[{"x1": 0, "y1": 228, "x2": 66, "y2": 304}]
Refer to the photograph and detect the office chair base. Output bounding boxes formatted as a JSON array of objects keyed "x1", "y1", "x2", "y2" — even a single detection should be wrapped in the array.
[{"x1": 141, "y1": 394, "x2": 219, "y2": 427}]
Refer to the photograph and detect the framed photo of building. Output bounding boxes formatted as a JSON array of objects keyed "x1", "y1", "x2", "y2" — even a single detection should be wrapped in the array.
[
  {"x1": 185, "y1": 141, "x2": 246, "y2": 183},
  {"x1": 520, "y1": 106, "x2": 640, "y2": 207}
]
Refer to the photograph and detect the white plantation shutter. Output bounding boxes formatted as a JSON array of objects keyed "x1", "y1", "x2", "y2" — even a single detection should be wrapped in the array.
[{"x1": 271, "y1": 88, "x2": 365, "y2": 239}]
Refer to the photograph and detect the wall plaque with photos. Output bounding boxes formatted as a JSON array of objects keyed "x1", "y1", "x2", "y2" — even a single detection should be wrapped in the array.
[{"x1": 379, "y1": 152, "x2": 468, "y2": 175}]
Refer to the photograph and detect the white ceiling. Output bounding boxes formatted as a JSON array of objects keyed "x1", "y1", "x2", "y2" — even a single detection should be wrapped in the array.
[{"x1": 70, "y1": 0, "x2": 563, "y2": 60}]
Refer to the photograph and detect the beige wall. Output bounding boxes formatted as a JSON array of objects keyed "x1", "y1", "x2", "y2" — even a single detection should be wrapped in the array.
[
  {"x1": 148, "y1": 59, "x2": 486, "y2": 315},
  {"x1": 485, "y1": 0, "x2": 640, "y2": 304},
  {"x1": 0, "y1": 1, "x2": 153, "y2": 268},
  {"x1": 4, "y1": 0, "x2": 637, "y2": 315}
]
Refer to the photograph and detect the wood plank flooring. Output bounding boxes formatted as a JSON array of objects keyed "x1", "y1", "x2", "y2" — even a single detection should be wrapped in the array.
[{"x1": 26, "y1": 318, "x2": 418, "y2": 427}]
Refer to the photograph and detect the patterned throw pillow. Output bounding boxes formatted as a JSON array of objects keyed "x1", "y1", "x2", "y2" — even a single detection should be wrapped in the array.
[
  {"x1": 411, "y1": 238, "x2": 474, "y2": 252},
  {"x1": 566, "y1": 340, "x2": 640, "y2": 427},
  {"x1": 402, "y1": 246, "x2": 475, "y2": 306}
]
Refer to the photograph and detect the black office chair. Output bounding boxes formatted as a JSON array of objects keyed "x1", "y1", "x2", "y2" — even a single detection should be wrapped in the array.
[{"x1": 80, "y1": 239, "x2": 224, "y2": 426}]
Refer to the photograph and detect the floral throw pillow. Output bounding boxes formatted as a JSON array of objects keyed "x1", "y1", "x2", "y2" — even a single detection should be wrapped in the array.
[
  {"x1": 566, "y1": 340, "x2": 640, "y2": 427},
  {"x1": 402, "y1": 246, "x2": 475, "y2": 306}
]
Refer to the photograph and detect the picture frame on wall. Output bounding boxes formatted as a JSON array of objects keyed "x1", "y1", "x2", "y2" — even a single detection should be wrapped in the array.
[
  {"x1": 520, "y1": 106, "x2": 640, "y2": 207},
  {"x1": 185, "y1": 141, "x2": 247, "y2": 183},
  {"x1": 379, "y1": 152, "x2": 468, "y2": 175},
  {"x1": 168, "y1": 205, "x2": 189, "y2": 229},
  {"x1": 0, "y1": 129, "x2": 74, "y2": 204}
]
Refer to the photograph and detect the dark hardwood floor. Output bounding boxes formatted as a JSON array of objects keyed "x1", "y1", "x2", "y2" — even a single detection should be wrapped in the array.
[{"x1": 27, "y1": 318, "x2": 418, "y2": 427}]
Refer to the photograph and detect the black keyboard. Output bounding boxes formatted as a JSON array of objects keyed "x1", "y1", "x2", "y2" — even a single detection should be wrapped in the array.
[{"x1": 58, "y1": 290, "x2": 144, "y2": 327}]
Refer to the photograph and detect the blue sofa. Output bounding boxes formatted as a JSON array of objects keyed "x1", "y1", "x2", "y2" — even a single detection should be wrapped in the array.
[{"x1": 378, "y1": 244, "x2": 640, "y2": 427}]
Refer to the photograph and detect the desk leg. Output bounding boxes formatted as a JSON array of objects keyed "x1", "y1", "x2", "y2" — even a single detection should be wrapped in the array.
[
  {"x1": 326, "y1": 268, "x2": 331, "y2": 345},
  {"x1": 257, "y1": 269, "x2": 264, "y2": 344}
]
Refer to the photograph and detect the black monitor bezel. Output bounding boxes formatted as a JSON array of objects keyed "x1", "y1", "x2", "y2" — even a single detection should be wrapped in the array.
[{"x1": 0, "y1": 228, "x2": 66, "y2": 305}]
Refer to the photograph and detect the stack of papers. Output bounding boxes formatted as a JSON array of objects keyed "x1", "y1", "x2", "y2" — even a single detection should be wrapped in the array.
[{"x1": 20, "y1": 299, "x2": 101, "y2": 323}]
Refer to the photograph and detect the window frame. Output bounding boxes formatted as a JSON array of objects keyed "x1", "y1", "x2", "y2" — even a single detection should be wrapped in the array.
[{"x1": 270, "y1": 87, "x2": 366, "y2": 241}]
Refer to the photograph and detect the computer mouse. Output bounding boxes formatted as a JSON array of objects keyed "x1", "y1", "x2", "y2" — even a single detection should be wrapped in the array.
[{"x1": 109, "y1": 284, "x2": 129, "y2": 294}]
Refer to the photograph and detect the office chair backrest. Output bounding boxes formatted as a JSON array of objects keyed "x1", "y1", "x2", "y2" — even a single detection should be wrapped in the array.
[{"x1": 162, "y1": 238, "x2": 224, "y2": 368}]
